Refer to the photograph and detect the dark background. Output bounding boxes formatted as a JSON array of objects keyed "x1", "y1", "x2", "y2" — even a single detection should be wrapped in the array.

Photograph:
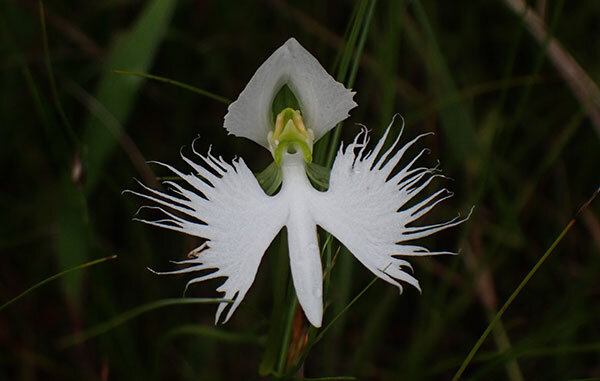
[{"x1": 1, "y1": 0, "x2": 599, "y2": 379}]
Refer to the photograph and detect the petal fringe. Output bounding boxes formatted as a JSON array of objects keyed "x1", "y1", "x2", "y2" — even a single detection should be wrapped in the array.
[
  {"x1": 127, "y1": 150, "x2": 286, "y2": 324},
  {"x1": 312, "y1": 116, "x2": 470, "y2": 293}
]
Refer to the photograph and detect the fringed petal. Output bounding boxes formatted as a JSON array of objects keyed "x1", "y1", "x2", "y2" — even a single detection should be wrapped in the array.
[
  {"x1": 312, "y1": 117, "x2": 470, "y2": 293},
  {"x1": 128, "y1": 150, "x2": 286, "y2": 324}
]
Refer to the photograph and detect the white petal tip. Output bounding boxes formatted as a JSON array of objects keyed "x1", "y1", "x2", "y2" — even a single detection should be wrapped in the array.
[{"x1": 306, "y1": 312, "x2": 322, "y2": 328}]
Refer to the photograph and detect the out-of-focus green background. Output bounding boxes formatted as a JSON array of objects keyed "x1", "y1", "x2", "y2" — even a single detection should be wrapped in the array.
[{"x1": 1, "y1": 0, "x2": 599, "y2": 379}]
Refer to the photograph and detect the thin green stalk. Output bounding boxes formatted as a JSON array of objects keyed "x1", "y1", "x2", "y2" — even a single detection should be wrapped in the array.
[
  {"x1": 0, "y1": 255, "x2": 117, "y2": 312},
  {"x1": 329, "y1": 3, "x2": 360, "y2": 76},
  {"x1": 260, "y1": 234, "x2": 291, "y2": 376},
  {"x1": 81, "y1": 0, "x2": 177, "y2": 192},
  {"x1": 57, "y1": 297, "x2": 232, "y2": 348},
  {"x1": 21, "y1": 63, "x2": 69, "y2": 166},
  {"x1": 514, "y1": 109, "x2": 584, "y2": 212},
  {"x1": 335, "y1": 0, "x2": 368, "y2": 84},
  {"x1": 39, "y1": 0, "x2": 79, "y2": 147},
  {"x1": 495, "y1": 3, "x2": 527, "y2": 116},
  {"x1": 431, "y1": 341, "x2": 600, "y2": 375},
  {"x1": 410, "y1": 0, "x2": 480, "y2": 161},
  {"x1": 486, "y1": 310, "x2": 524, "y2": 381},
  {"x1": 315, "y1": 275, "x2": 379, "y2": 345},
  {"x1": 325, "y1": 0, "x2": 377, "y2": 168},
  {"x1": 21, "y1": 66, "x2": 51, "y2": 137},
  {"x1": 275, "y1": 282, "x2": 298, "y2": 374},
  {"x1": 314, "y1": 0, "x2": 367, "y2": 165},
  {"x1": 321, "y1": 233, "x2": 334, "y2": 301},
  {"x1": 112, "y1": 70, "x2": 231, "y2": 104},
  {"x1": 452, "y1": 186, "x2": 600, "y2": 380},
  {"x1": 500, "y1": 0, "x2": 565, "y2": 153},
  {"x1": 290, "y1": 273, "x2": 383, "y2": 375}
]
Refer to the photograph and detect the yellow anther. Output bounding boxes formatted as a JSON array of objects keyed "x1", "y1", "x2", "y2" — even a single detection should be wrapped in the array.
[
  {"x1": 273, "y1": 112, "x2": 285, "y2": 141},
  {"x1": 292, "y1": 110, "x2": 308, "y2": 136}
]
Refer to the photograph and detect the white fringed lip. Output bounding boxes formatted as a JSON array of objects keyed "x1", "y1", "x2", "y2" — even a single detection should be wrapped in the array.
[{"x1": 127, "y1": 118, "x2": 471, "y2": 327}]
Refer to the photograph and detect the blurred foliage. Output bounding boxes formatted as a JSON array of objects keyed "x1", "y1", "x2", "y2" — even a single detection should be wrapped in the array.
[{"x1": 1, "y1": 0, "x2": 599, "y2": 380}]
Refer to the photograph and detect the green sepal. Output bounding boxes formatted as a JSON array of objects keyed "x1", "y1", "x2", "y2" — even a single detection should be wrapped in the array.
[
  {"x1": 306, "y1": 162, "x2": 331, "y2": 191},
  {"x1": 254, "y1": 161, "x2": 282, "y2": 195}
]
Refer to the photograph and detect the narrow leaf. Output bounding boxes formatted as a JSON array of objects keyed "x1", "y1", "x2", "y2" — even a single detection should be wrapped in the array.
[
  {"x1": 0, "y1": 255, "x2": 116, "y2": 312},
  {"x1": 57, "y1": 297, "x2": 232, "y2": 348},
  {"x1": 112, "y1": 70, "x2": 231, "y2": 104},
  {"x1": 82, "y1": 0, "x2": 177, "y2": 192}
]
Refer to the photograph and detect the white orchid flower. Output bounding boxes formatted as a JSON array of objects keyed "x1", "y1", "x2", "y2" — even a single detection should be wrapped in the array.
[{"x1": 128, "y1": 38, "x2": 469, "y2": 327}]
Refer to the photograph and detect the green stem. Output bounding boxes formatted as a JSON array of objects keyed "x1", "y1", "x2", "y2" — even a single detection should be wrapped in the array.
[{"x1": 452, "y1": 186, "x2": 600, "y2": 380}]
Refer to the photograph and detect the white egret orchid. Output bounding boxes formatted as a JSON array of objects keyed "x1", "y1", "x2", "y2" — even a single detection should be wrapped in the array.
[{"x1": 128, "y1": 38, "x2": 469, "y2": 327}]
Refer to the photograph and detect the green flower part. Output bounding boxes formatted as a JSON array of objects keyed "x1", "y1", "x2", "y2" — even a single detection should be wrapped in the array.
[{"x1": 268, "y1": 108, "x2": 314, "y2": 165}]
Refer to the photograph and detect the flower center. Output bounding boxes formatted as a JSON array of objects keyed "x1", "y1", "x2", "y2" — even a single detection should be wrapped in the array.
[{"x1": 268, "y1": 107, "x2": 314, "y2": 165}]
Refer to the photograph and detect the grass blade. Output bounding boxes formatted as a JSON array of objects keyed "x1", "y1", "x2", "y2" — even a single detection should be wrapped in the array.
[
  {"x1": 82, "y1": 0, "x2": 177, "y2": 192},
  {"x1": 160, "y1": 325, "x2": 265, "y2": 346},
  {"x1": 453, "y1": 186, "x2": 600, "y2": 380},
  {"x1": 0, "y1": 255, "x2": 117, "y2": 312},
  {"x1": 290, "y1": 273, "x2": 383, "y2": 375},
  {"x1": 275, "y1": 283, "x2": 299, "y2": 374},
  {"x1": 314, "y1": 275, "x2": 379, "y2": 345},
  {"x1": 313, "y1": 0, "x2": 368, "y2": 166},
  {"x1": 57, "y1": 297, "x2": 232, "y2": 348},
  {"x1": 39, "y1": 0, "x2": 78, "y2": 147},
  {"x1": 503, "y1": 0, "x2": 600, "y2": 137},
  {"x1": 56, "y1": 178, "x2": 91, "y2": 306},
  {"x1": 259, "y1": 234, "x2": 291, "y2": 376},
  {"x1": 410, "y1": 0, "x2": 479, "y2": 162},
  {"x1": 112, "y1": 70, "x2": 231, "y2": 104},
  {"x1": 325, "y1": 0, "x2": 377, "y2": 168}
]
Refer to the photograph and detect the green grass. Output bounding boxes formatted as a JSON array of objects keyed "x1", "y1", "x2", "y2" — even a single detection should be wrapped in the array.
[{"x1": 1, "y1": 0, "x2": 599, "y2": 379}]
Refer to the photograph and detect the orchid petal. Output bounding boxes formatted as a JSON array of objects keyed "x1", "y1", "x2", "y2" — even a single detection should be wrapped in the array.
[
  {"x1": 279, "y1": 152, "x2": 324, "y2": 327},
  {"x1": 129, "y1": 151, "x2": 286, "y2": 324},
  {"x1": 286, "y1": 206, "x2": 323, "y2": 327},
  {"x1": 311, "y1": 117, "x2": 471, "y2": 293},
  {"x1": 224, "y1": 38, "x2": 357, "y2": 148}
]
